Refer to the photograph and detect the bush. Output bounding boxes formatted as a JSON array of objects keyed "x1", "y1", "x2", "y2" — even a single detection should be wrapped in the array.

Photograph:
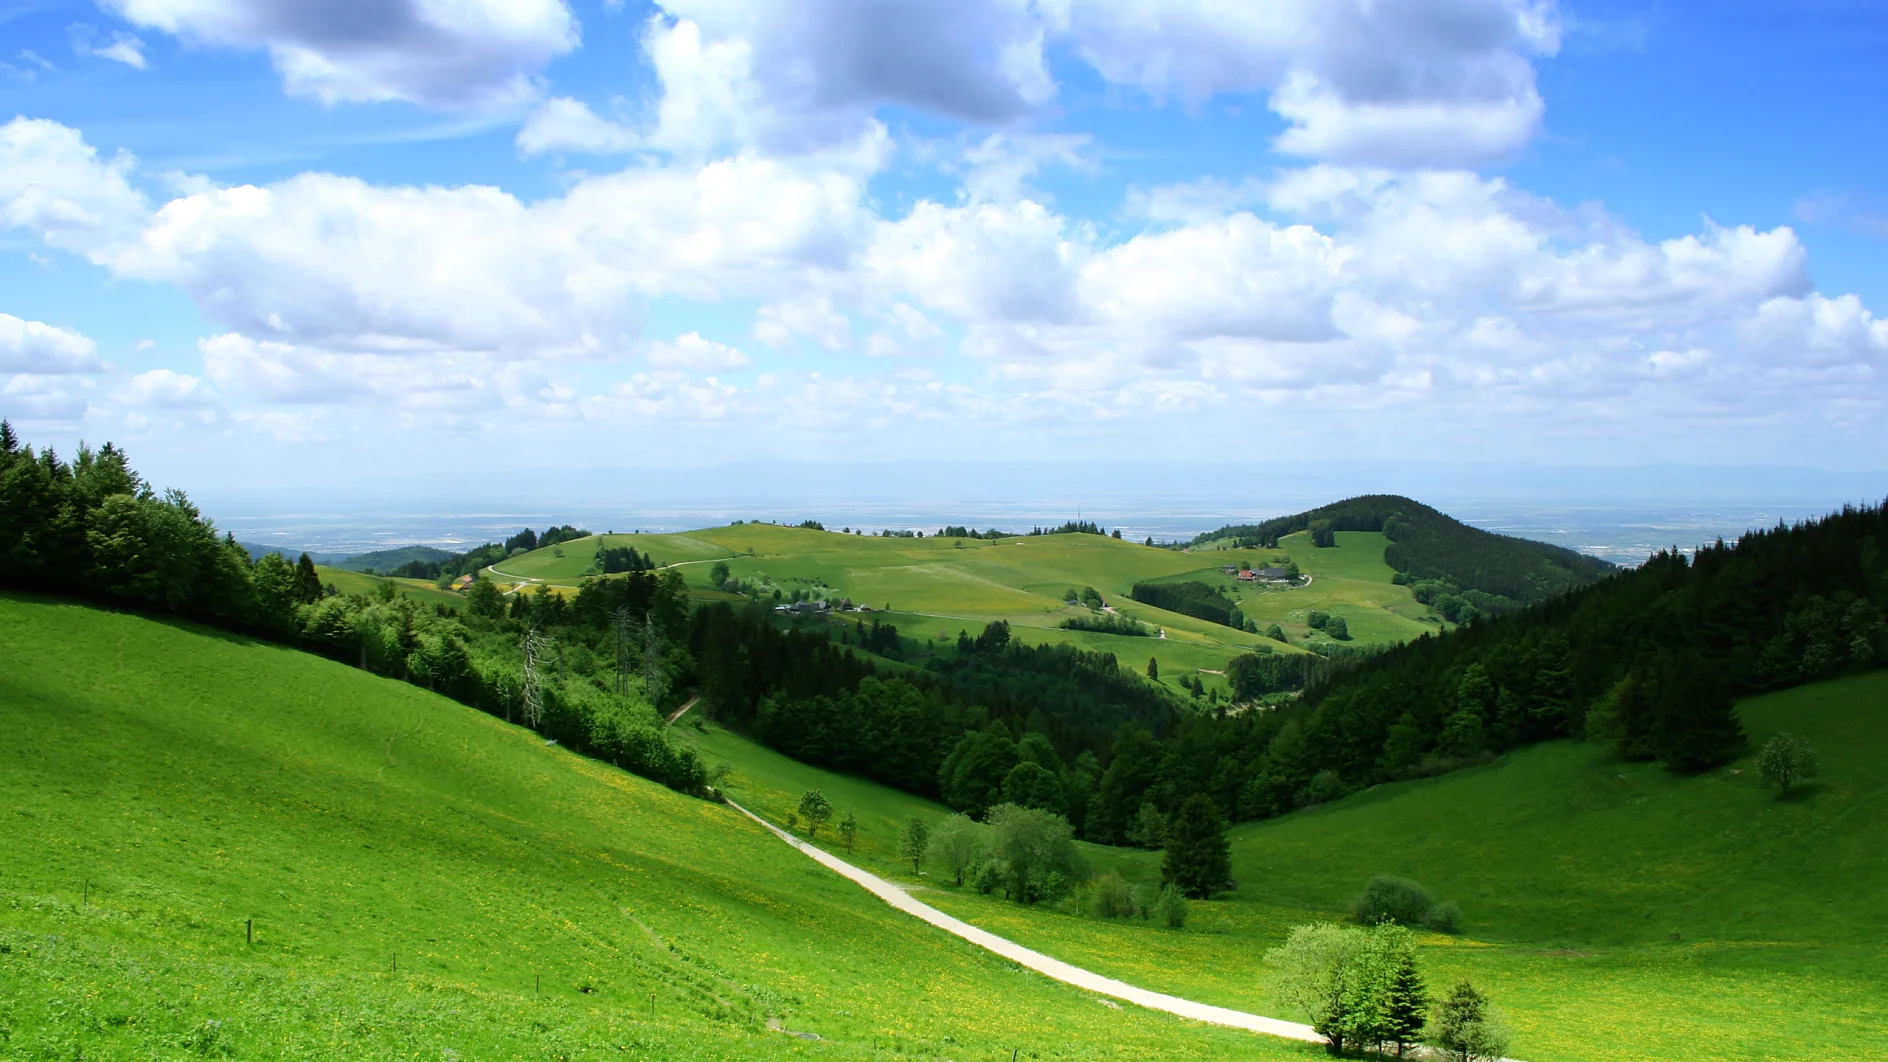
[
  {"x1": 1153, "y1": 884, "x2": 1190, "y2": 928},
  {"x1": 1351, "y1": 875, "x2": 1437, "y2": 928},
  {"x1": 1307, "y1": 610, "x2": 1329, "y2": 630},
  {"x1": 1303, "y1": 769, "x2": 1351, "y2": 805},
  {"x1": 1425, "y1": 900, "x2": 1463, "y2": 934},
  {"x1": 1325, "y1": 616, "x2": 1349, "y2": 640},
  {"x1": 1088, "y1": 871, "x2": 1139, "y2": 919},
  {"x1": 971, "y1": 860, "x2": 1002, "y2": 895}
]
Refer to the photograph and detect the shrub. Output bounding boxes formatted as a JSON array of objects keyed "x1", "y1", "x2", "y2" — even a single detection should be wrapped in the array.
[
  {"x1": 1303, "y1": 769, "x2": 1351, "y2": 805},
  {"x1": 971, "y1": 860, "x2": 1001, "y2": 895},
  {"x1": 1088, "y1": 871, "x2": 1139, "y2": 919},
  {"x1": 1424, "y1": 900, "x2": 1463, "y2": 934},
  {"x1": 1351, "y1": 875, "x2": 1437, "y2": 928},
  {"x1": 1153, "y1": 884, "x2": 1190, "y2": 928},
  {"x1": 1307, "y1": 610, "x2": 1329, "y2": 630}
]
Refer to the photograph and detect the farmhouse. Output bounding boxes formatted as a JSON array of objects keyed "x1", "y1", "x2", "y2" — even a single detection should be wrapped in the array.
[{"x1": 1256, "y1": 567, "x2": 1294, "y2": 582}]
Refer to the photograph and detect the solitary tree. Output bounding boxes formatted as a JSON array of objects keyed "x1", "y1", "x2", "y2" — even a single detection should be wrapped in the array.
[
  {"x1": 837, "y1": 811, "x2": 858, "y2": 854},
  {"x1": 1147, "y1": 656, "x2": 1160, "y2": 681},
  {"x1": 1757, "y1": 732, "x2": 1818, "y2": 795},
  {"x1": 1325, "y1": 616, "x2": 1349, "y2": 640},
  {"x1": 1266, "y1": 922, "x2": 1363, "y2": 1055},
  {"x1": 1429, "y1": 981, "x2": 1511, "y2": 1062},
  {"x1": 899, "y1": 816, "x2": 931, "y2": 874},
  {"x1": 1162, "y1": 793, "x2": 1232, "y2": 898},
  {"x1": 796, "y1": 790, "x2": 833, "y2": 838}
]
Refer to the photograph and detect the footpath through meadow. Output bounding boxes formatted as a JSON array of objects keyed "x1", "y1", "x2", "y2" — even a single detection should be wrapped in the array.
[{"x1": 726, "y1": 800, "x2": 1326, "y2": 1046}]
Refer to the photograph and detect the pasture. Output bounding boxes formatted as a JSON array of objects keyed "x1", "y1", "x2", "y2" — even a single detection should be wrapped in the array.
[
  {"x1": 698, "y1": 673, "x2": 1888, "y2": 1062},
  {"x1": 0, "y1": 593, "x2": 1310, "y2": 1061}
]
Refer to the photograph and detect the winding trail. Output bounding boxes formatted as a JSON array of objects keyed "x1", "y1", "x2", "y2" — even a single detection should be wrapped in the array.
[{"x1": 725, "y1": 799, "x2": 1324, "y2": 1047}]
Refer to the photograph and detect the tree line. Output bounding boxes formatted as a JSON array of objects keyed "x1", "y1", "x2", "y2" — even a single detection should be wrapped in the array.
[{"x1": 1130, "y1": 580, "x2": 1247, "y2": 630}]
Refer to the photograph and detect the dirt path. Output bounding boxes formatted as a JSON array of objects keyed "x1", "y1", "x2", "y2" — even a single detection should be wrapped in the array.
[
  {"x1": 725, "y1": 800, "x2": 1323, "y2": 1046},
  {"x1": 665, "y1": 696, "x2": 700, "y2": 726}
]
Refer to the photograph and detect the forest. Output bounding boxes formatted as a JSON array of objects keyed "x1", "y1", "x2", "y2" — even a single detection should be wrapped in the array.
[{"x1": 1130, "y1": 580, "x2": 1248, "y2": 630}]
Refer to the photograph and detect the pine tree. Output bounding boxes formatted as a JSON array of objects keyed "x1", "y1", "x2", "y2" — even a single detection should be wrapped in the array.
[
  {"x1": 1161, "y1": 793, "x2": 1231, "y2": 898},
  {"x1": 293, "y1": 552, "x2": 323, "y2": 604},
  {"x1": 1654, "y1": 652, "x2": 1745, "y2": 771},
  {"x1": 1147, "y1": 656, "x2": 1159, "y2": 680},
  {"x1": 1382, "y1": 939, "x2": 1428, "y2": 1057}
]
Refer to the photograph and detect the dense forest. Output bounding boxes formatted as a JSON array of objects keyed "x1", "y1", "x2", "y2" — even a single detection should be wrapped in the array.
[
  {"x1": 1194, "y1": 495, "x2": 1615, "y2": 616},
  {"x1": 1130, "y1": 580, "x2": 1248, "y2": 630}
]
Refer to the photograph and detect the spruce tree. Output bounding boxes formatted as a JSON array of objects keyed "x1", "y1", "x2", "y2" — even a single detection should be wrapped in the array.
[
  {"x1": 1162, "y1": 793, "x2": 1231, "y2": 898},
  {"x1": 1653, "y1": 652, "x2": 1744, "y2": 771},
  {"x1": 1382, "y1": 938, "x2": 1428, "y2": 1057},
  {"x1": 293, "y1": 552, "x2": 323, "y2": 604}
]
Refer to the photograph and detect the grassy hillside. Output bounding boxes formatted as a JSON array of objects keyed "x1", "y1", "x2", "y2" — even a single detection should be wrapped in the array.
[
  {"x1": 0, "y1": 594, "x2": 1307, "y2": 1061},
  {"x1": 498, "y1": 523, "x2": 1444, "y2": 694},
  {"x1": 1194, "y1": 495, "x2": 1615, "y2": 609},
  {"x1": 314, "y1": 564, "x2": 464, "y2": 609},
  {"x1": 697, "y1": 674, "x2": 1888, "y2": 1062}
]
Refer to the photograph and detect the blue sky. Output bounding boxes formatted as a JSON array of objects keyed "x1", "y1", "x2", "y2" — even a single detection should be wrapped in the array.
[{"x1": 2, "y1": 0, "x2": 1884, "y2": 501}]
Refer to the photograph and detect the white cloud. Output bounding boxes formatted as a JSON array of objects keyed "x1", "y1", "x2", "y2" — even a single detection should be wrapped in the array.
[
  {"x1": 754, "y1": 297, "x2": 851, "y2": 351},
  {"x1": 117, "y1": 368, "x2": 216, "y2": 408},
  {"x1": 644, "y1": 0, "x2": 1053, "y2": 155},
  {"x1": 0, "y1": 315, "x2": 105, "y2": 373},
  {"x1": 3, "y1": 374, "x2": 98, "y2": 420},
  {"x1": 0, "y1": 117, "x2": 149, "y2": 257},
  {"x1": 102, "y1": 0, "x2": 578, "y2": 109},
  {"x1": 517, "y1": 97, "x2": 638, "y2": 155},
  {"x1": 1051, "y1": 0, "x2": 1559, "y2": 166},
  {"x1": 647, "y1": 332, "x2": 750, "y2": 371},
  {"x1": 71, "y1": 26, "x2": 150, "y2": 69}
]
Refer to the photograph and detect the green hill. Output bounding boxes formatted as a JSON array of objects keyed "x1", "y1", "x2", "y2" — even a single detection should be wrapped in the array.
[
  {"x1": 1194, "y1": 495, "x2": 1616, "y2": 614},
  {"x1": 0, "y1": 593, "x2": 1297, "y2": 1061},
  {"x1": 330, "y1": 544, "x2": 457, "y2": 573},
  {"x1": 695, "y1": 673, "x2": 1888, "y2": 1062}
]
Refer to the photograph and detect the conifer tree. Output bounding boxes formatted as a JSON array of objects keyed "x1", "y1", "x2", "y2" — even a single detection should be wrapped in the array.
[
  {"x1": 1162, "y1": 793, "x2": 1231, "y2": 898},
  {"x1": 293, "y1": 552, "x2": 323, "y2": 604}
]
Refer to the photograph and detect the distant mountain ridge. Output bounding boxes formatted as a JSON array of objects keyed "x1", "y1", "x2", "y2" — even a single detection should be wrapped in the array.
[
  {"x1": 238, "y1": 543, "x2": 456, "y2": 573},
  {"x1": 1193, "y1": 494, "x2": 1616, "y2": 612}
]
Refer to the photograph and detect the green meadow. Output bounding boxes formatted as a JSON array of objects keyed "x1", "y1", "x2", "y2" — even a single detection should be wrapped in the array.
[
  {"x1": 491, "y1": 525, "x2": 1445, "y2": 693},
  {"x1": 0, "y1": 593, "x2": 1313, "y2": 1061},
  {"x1": 697, "y1": 673, "x2": 1888, "y2": 1062}
]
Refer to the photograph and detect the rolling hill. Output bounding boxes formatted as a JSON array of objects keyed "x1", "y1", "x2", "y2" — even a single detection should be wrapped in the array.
[
  {"x1": 696, "y1": 671, "x2": 1888, "y2": 1062},
  {"x1": 1194, "y1": 495, "x2": 1616, "y2": 613},
  {"x1": 0, "y1": 593, "x2": 1299, "y2": 1061}
]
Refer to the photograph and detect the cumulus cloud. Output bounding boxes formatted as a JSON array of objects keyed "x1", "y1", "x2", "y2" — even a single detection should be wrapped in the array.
[
  {"x1": 102, "y1": 0, "x2": 578, "y2": 109},
  {"x1": 0, "y1": 117, "x2": 148, "y2": 256},
  {"x1": 117, "y1": 368, "x2": 217, "y2": 408},
  {"x1": 517, "y1": 97, "x2": 638, "y2": 155},
  {"x1": 643, "y1": 0, "x2": 1052, "y2": 155},
  {"x1": 1052, "y1": 0, "x2": 1559, "y2": 165},
  {"x1": 647, "y1": 332, "x2": 750, "y2": 370},
  {"x1": 5, "y1": 115, "x2": 1886, "y2": 451},
  {"x1": 0, "y1": 315, "x2": 105, "y2": 373}
]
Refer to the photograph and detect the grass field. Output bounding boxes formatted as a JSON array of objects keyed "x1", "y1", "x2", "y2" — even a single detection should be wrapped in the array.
[
  {"x1": 315, "y1": 564, "x2": 465, "y2": 609},
  {"x1": 697, "y1": 673, "x2": 1888, "y2": 1062},
  {"x1": 0, "y1": 593, "x2": 1316, "y2": 1061},
  {"x1": 494, "y1": 525, "x2": 1444, "y2": 693}
]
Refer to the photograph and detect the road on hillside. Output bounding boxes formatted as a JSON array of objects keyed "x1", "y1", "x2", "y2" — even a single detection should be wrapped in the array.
[{"x1": 725, "y1": 800, "x2": 1329, "y2": 1047}]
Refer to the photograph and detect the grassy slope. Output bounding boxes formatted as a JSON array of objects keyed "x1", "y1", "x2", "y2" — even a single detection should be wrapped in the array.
[
  {"x1": 500, "y1": 525, "x2": 1442, "y2": 692},
  {"x1": 0, "y1": 594, "x2": 1307, "y2": 1062},
  {"x1": 698, "y1": 674, "x2": 1888, "y2": 1062},
  {"x1": 315, "y1": 564, "x2": 464, "y2": 609}
]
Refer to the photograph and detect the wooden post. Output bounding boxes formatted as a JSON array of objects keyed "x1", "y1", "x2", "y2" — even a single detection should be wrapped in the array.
[
  {"x1": 246, "y1": 919, "x2": 253, "y2": 945},
  {"x1": 392, "y1": 953, "x2": 397, "y2": 973},
  {"x1": 535, "y1": 973, "x2": 540, "y2": 995},
  {"x1": 82, "y1": 881, "x2": 88, "y2": 908}
]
